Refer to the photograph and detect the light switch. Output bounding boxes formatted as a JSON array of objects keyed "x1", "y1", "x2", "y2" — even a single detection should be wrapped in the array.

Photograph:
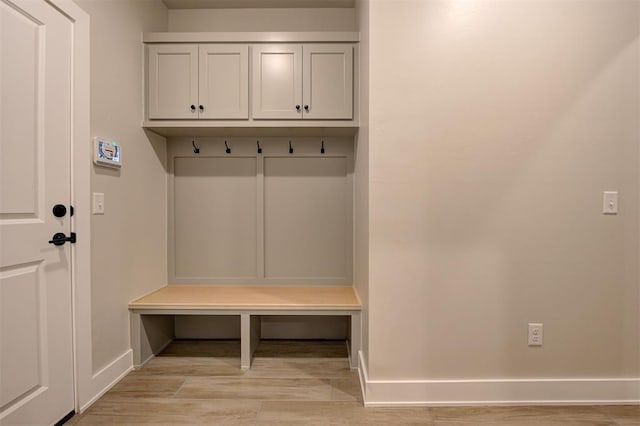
[
  {"x1": 603, "y1": 191, "x2": 618, "y2": 215},
  {"x1": 93, "y1": 192, "x2": 105, "y2": 215}
]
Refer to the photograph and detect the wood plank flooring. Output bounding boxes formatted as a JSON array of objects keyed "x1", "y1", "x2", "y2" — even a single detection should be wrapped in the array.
[{"x1": 68, "y1": 340, "x2": 639, "y2": 425}]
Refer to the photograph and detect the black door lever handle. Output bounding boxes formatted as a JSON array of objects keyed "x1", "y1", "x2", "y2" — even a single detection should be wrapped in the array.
[{"x1": 49, "y1": 232, "x2": 76, "y2": 246}]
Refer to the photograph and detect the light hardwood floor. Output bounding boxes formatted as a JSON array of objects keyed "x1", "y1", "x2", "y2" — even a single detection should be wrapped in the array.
[{"x1": 69, "y1": 340, "x2": 639, "y2": 425}]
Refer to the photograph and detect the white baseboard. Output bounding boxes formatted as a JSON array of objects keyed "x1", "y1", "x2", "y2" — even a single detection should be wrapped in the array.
[
  {"x1": 358, "y1": 351, "x2": 640, "y2": 407},
  {"x1": 79, "y1": 349, "x2": 133, "y2": 413},
  {"x1": 358, "y1": 350, "x2": 368, "y2": 401}
]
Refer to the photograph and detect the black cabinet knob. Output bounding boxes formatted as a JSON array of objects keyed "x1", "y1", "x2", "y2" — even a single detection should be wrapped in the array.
[
  {"x1": 199, "y1": 105, "x2": 204, "y2": 111},
  {"x1": 295, "y1": 105, "x2": 301, "y2": 111},
  {"x1": 190, "y1": 105, "x2": 196, "y2": 111},
  {"x1": 304, "y1": 105, "x2": 309, "y2": 111}
]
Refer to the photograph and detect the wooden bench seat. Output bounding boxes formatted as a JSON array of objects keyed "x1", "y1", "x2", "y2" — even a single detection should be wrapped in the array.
[{"x1": 129, "y1": 285, "x2": 362, "y2": 370}]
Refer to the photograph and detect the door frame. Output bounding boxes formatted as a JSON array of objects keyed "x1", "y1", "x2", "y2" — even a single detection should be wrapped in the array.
[{"x1": 46, "y1": 0, "x2": 91, "y2": 414}]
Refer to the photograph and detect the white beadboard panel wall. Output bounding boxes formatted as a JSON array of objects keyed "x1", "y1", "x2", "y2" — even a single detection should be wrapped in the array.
[
  {"x1": 167, "y1": 137, "x2": 354, "y2": 285},
  {"x1": 174, "y1": 157, "x2": 258, "y2": 279},
  {"x1": 175, "y1": 315, "x2": 241, "y2": 339},
  {"x1": 264, "y1": 157, "x2": 351, "y2": 280},
  {"x1": 260, "y1": 315, "x2": 348, "y2": 339},
  {"x1": 173, "y1": 315, "x2": 348, "y2": 339}
]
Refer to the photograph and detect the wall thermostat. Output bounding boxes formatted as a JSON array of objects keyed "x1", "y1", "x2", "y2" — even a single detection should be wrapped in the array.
[{"x1": 93, "y1": 137, "x2": 122, "y2": 168}]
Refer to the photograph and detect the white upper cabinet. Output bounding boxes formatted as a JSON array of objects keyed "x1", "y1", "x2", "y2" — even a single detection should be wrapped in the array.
[
  {"x1": 148, "y1": 43, "x2": 249, "y2": 119},
  {"x1": 199, "y1": 44, "x2": 249, "y2": 119},
  {"x1": 252, "y1": 44, "x2": 303, "y2": 120},
  {"x1": 302, "y1": 44, "x2": 353, "y2": 120},
  {"x1": 144, "y1": 34, "x2": 358, "y2": 128},
  {"x1": 148, "y1": 44, "x2": 198, "y2": 119},
  {"x1": 252, "y1": 44, "x2": 353, "y2": 120}
]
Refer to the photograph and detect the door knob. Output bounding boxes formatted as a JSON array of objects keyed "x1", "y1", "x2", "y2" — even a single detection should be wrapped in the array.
[
  {"x1": 49, "y1": 232, "x2": 76, "y2": 246},
  {"x1": 52, "y1": 204, "x2": 67, "y2": 218}
]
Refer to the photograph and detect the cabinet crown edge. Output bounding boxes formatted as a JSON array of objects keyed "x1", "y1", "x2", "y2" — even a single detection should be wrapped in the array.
[{"x1": 143, "y1": 31, "x2": 360, "y2": 43}]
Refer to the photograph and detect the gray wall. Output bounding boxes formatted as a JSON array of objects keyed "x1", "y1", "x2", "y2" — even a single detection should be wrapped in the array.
[
  {"x1": 168, "y1": 8, "x2": 355, "y2": 32},
  {"x1": 354, "y1": 0, "x2": 370, "y2": 364},
  {"x1": 76, "y1": 0, "x2": 169, "y2": 373},
  {"x1": 366, "y1": 0, "x2": 640, "y2": 380}
]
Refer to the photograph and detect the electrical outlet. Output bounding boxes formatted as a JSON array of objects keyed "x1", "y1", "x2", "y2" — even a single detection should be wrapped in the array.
[
  {"x1": 93, "y1": 192, "x2": 105, "y2": 215},
  {"x1": 528, "y1": 323, "x2": 543, "y2": 346}
]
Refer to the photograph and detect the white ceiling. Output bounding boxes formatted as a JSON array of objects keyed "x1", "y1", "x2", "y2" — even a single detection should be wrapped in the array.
[{"x1": 162, "y1": 0, "x2": 355, "y2": 9}]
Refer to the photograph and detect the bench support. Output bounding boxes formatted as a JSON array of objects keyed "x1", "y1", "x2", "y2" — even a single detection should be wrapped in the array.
[
  {"x1": 349, "y1": 312, "x2": 361, "y2": 370},
  {"x1": 240, "y1": 314, "x2": 261, "y2": 370},
  {"x1": 130, "y1": 311, "x2": 175, "y2": 368}
]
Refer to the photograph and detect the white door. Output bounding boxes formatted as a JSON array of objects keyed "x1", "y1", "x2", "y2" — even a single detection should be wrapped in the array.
[
  {"x1": 199, "y1": 44, "x2": 249, "y2": 119},
  {"x1": 0, "y1": 1, "x2": 75, "y2": 425},
  {"x1": 251, "y1": 44, "x2": 302, "y2": 120},
  {"x1": 148, "y1": 44, "x2": 198, "y2": 119},
  {"x1": 302, "y1": 44, "x2": 353, "y2": 120}
]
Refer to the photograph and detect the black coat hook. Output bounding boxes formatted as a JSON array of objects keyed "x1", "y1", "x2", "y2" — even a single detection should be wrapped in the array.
[
  {"x1": 321, "y1": 140, "x2": 325, "y2": 154},
  {"x1": 257, "y1": 140, "x2": 262, "y2": 154},
  {"x1": 289, "y1": 140, "x2": 294, "y2": 154},
  {"x1": 192, "y1": 140, "x2": 200, "y2": 154},
  {"x1": 225, "y1": 140, "x2": 231, "y2": 154}
]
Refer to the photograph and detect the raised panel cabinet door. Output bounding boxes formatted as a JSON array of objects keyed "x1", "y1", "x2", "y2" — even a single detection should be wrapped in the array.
[
  {"x1": 199, "y1": 44, "x2": 249, "y2": 119},
  {"x1": 252, "y1": 44, "x2": 302, "y2": 120},
  {"x1": 302, "y1": 44, "x2": 353, "y2": 120},
  {"x1": 148, "y1": 44, "x2": 198, "y2": 119}
]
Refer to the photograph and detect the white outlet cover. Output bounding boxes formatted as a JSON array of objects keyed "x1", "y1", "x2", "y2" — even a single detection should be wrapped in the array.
[{"x1": 528, "y1": 323, "x2": 543, "y2": 346}]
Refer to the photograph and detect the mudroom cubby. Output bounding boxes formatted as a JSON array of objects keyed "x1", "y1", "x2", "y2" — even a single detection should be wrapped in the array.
[
  {"x1": 132, "y1": 31, "x2": 361, "y2": 366},
  {"x1": 167, "y1": 137, "x2": 354, "y2": 285}
]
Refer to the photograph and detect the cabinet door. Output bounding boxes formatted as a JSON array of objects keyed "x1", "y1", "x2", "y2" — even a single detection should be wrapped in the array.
[
  {"x1": 252, "y1": 44, "x2": 302, "y2": 120},
  {"x1": 302, "y1": 44, "x2": 353, "y2": 120},
  {"x1": 199, "y1": 44, "x2": 249, "y2": 119},
  {"x1": 148, "y1": 44, "x2": 198, "y2": 119}
]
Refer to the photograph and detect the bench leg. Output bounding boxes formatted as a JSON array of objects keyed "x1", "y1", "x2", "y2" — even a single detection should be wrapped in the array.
[
  {"x1": 130, "y1": 311, "x2": 142, "y2": 367},
  {"x1": 241, "y1": 314, "x2": 261, "y2": 370},
  {"x1": 251, "y1": 315, "x2": 261, "y2": 360},
  {"x1": 349, "y1": 312, "x2": 361, "y2": 370}
]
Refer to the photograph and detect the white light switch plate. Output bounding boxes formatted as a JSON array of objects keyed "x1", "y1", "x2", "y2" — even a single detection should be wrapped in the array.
[
  {"x1": 603, "y1": 191, "x2": 618, "y2": 214},
  {"x1": 93, "y1": 192, "x2": 105, "y2": 215}
]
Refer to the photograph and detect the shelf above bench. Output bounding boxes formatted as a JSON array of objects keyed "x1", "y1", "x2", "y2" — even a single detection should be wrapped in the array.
[{"x1": 142, "y1": 121, "x2": 360, "y2": 138}]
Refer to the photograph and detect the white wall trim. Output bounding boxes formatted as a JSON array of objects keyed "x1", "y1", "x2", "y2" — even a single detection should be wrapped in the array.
[
  {"x1": 45, "y1": 0, "x2": 100, "y2": 415},
  {"x1": 49, "y1": 0, "x2": 134, "y2": 415},
  {"x1": 79, "y1": 350, "x2": 133, "y2": 412},
  {"x1": 358, "y1": 350, "x2": 367, "y2": 401},
  {"x1": 359, "y1": 352, "x2": 640, "y2": 407},
  {"x1": 143, "y1": 31, "x2": 359, "y2": 43}
]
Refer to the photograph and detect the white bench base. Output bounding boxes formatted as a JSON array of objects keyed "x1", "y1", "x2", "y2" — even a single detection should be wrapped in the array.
[
  {"x1": 128, "y1": 286, "x2": 362, "y2": 370},
  {"x1": 130, "y1": 310, "x2": 361, "y2": 370}
]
